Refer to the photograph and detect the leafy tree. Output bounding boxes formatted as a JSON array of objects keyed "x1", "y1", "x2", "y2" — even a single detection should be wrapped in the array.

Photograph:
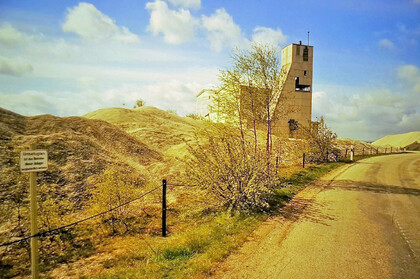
[{"x1": 133, "y1": 99, "x2": 145, "y2": 108}]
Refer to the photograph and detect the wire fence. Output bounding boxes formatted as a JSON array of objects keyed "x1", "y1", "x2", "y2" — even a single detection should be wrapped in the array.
[{"x1": 0, "y1": 185, "x2": 162, "y2": 248}]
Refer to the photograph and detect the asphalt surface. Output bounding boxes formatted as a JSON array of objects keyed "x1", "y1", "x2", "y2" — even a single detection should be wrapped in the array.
[{"x1": 213, "y1": 153, "x2": 420, "y2": 279}]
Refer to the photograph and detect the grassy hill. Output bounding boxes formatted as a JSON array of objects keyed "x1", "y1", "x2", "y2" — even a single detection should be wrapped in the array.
[
  {"x1": 372, "y1": 131, "x2": 420, "y2": 148},
  {"x1": 84, "y1": 107, "x2": 202, "y2": 155}
]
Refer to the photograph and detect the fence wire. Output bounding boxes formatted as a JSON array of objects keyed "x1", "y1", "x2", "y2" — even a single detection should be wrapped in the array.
[
  {"x1": 0, "y1": 185, "x2": 162, "y2": 248},
  {"x1": 167, "y1": 183, "x2": 197, "y2": 187}
]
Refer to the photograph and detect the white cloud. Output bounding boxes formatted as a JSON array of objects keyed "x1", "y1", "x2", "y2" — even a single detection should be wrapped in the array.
[
  {"x1": 398, "y1": 64, "x2": 420, "y2": 92},
  {"x1": 410, "y1": 0, "x2": 420, "y2": 4},
  {"x1": 0, "y1": 79, "x2": 209, "y2": 117},
  {"x1": 62, "y1": 2, "x2": 140, "y2": 44},
  {"x1": 146, "y1": 0, "x2": 197, "y2": 44},
  {"x1": 0, "y1": 56, "x2": 33, "y2": 76},
  {"x1": 168, "y1": 0, "x2": 201, "y2": 9},
  {"x1": 0, "y1": 91, "x2": 55, "y2": 116},
  {"x1": 252, "y1": 27, "x2": 287, "y2": 47},
  {"x1": 313, "y1": 65, "x2": 420, "y2": 140},
  {"x1": 0, "y1": 24, "x2": 27, "y2": 46},
  {"x1": 378, "y1": 38, "x2": 394, "y2": 50},
  {"x1": 202, "y1": 8, "x2": 246, "y2": 52}
]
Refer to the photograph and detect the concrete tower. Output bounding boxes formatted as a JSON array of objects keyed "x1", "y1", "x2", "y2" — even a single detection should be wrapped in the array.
[{"x1": 271, "y1": 42, "x2": 314, "y2": 137}]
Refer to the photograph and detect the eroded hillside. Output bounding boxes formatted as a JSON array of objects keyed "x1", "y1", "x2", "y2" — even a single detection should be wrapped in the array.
[{"x1": 0, "y1": 108, "x2": 161, "y2": 201}]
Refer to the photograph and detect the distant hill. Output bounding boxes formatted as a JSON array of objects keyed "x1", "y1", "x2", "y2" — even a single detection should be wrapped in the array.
[
  {"x1": 0, "y1": 107, "x2": 161, "y2": 205},
  {"x1": 372, "y1": 131, "x2": 420, "y2": 148}
]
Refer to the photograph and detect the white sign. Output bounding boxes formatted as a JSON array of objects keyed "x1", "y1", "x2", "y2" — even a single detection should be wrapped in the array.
[{"x1": 20, "y1": 150, "x2": 48, "y2": 173}]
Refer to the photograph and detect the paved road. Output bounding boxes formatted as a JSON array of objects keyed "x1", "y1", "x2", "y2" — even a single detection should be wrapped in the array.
[{"x1": 213, "y1": 153, "x2": 420, "y2": 279}]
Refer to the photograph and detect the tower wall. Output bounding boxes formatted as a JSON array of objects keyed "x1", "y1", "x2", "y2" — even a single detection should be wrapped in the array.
[{"x1": 273, "y1": 43, "x2": 313, "y2": 137}]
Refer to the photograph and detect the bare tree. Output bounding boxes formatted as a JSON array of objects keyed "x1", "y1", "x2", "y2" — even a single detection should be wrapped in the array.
[
  {"x1": 214, "y1": 43, "x2": 281, "y2": 155},
  {"x1": 301, "y1": 117, "x2": 337, "y2": 162}
]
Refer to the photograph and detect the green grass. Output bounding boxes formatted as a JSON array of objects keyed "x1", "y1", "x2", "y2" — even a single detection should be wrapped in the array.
[{"x1": 95, "y1": 213, "x2": 262, "y2": 278}]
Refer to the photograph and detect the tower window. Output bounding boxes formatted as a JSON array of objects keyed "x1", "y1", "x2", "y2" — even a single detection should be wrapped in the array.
[
  {"x1": 304, "y1": 70, "x2": 307, "y2": 76},
  {"x1": 303, "y1": 46, "x2": 308, "y2": 61},
  {"x1": 295, "y1": 76, "x2": 311, "y2": 92}
]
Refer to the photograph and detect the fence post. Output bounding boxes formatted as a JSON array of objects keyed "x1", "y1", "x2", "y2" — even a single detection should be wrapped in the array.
[
  {"x1": 385, "y1": 147, "x2": 387, "y2": 153},
  {"x1": 345, "y1": 149, "x2": 348, "y2": 158},
  {"x1": 376, "y1": 148, "x2": 378, "y2": 154},
  {"x1": 302, "y1": 153, "x2": 305, "y2": 168},
  {"x1": 29, "y1": 144, "x2": 39, "y2": 279},
  {"x1": 362, "y1": 148, "x2": 365, "y2": 155},
  {"x1": 350, "y1": 145, "x2": 353, "y2": 161},
  {"x1": 391, "y1": 147, "x2": 392, "y2": 153},
  {"x1": 162, "y1": 179, "x2": 167, "y2": 237},
  {"x1": 275, "y1": 156, "x2": 279, "y2": 175},
  {"x1": 370, "y1": 147, "x2": 372, "y2": 155}
]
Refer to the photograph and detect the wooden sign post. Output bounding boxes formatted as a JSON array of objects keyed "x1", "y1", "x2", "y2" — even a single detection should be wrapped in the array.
[{"x1": 20, "y1": 145, "x2": 48, "y2": 279}]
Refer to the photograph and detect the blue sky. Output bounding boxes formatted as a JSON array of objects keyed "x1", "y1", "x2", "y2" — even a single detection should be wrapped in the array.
[{"x1": 0, "y1": 0, "x2": 419, "y2": 141}]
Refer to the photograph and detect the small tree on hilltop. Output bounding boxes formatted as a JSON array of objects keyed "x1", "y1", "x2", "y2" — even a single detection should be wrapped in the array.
[
  {"x1": 133, "y1": 99, "x2": 145, "y2": 108},
  {"x1": 302, "y1": 117, "x2": 338, "y2": 162}
]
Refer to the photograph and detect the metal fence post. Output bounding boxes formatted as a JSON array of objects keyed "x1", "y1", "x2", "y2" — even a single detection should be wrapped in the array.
[
  {"x1": 302, "y1": 153, "x2": 305, "y2": 168},
  {"x1": 162, "y1": 179, "x2": 167, "y2": 237}
]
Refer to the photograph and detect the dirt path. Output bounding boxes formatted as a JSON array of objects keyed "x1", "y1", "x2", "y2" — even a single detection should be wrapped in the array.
[{"x1": 212, "y1": 153, "x2": 420, "y2": 279}]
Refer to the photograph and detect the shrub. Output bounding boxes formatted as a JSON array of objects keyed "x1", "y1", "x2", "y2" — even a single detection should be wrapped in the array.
[
  {"x1": 89, "y1": 166, "x2": 145, "y2": 234},
  {"x1": 184, "y1": 127, "x2": 278, "y2": 212},
  {"x1": 302, "y1": 117, "x2": 337, "y2": 163}
]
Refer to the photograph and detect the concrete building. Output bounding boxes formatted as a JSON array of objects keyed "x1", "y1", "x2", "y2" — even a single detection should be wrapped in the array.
[
  {"x1": 196, "y1": 89, "x2": 221, "y2": 121},
  {"x1": 271, "y1": 42, "x2": 313, "y2": 137},
  {"x1": 196, "y1": 42, "x2": 313, "y2": 138}
]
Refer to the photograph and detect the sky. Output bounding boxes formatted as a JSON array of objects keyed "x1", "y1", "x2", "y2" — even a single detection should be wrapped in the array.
[{"x1": 0, "y1": 0, "x2": 419, "y2": 141}]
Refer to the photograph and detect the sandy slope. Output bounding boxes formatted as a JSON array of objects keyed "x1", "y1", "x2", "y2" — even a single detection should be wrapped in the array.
[
  {"x1": 84, "y1": 106, "x2": 202, "y2": 153},
  {"x1": 372, "y1": 131, "x2": 420, "y2": 147}
]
